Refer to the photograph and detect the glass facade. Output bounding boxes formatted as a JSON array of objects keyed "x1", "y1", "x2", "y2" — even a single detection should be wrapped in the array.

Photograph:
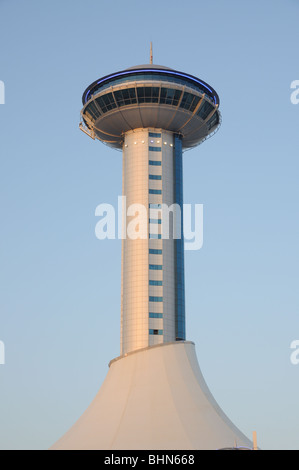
[
  {"x1": 83, "y1": 70, "x2": 219, "y2": 105},
  {"x1": 149, "y1": 264, "x2": 163, "y2": 270},
  {"x1": 149, "y1": 280, "x2": 163, "y2": 285},
  {"x1": 180, "y1": 92, "x2": 200, "y2": 112},
  {"x1": 149, "y1": 313, "x2": 163, "y2": 319},
  {"x1": 149, "y1": 132, "x2": 161, "y2": 138},
  {"x1": 83, "y1": 85, "x2": 219, "y2": 141},
  {"x1": 174, "y1": 135, "x2": 186, "y2": 341},
  {"x1": 149, "y1": 249, "x2": 162, "y2": 255},
  {"x1": 197, "y1": 100, "x2": 214, "y2": 120},
  {"x1": 149, "y1": 189, "x2": 162, "y2": 195},
  {"x1": 149, "y1": 174, "x2": 162, "y2": 180},
  {"x1": 160, "y1": 87, "x2": 182, "y2": 106},
  {"x1": 206, "y1": 111, "x2": 219, "y2": 130},
  {"x1": 149, "y1": 296, "x2": 163, "y2": 302},
  {"x1": 113, "y1": 88, "x2": 137, "y2": 107},
  {"x1": 147, "y1": 130, "x2": 185, "y2": 345}
]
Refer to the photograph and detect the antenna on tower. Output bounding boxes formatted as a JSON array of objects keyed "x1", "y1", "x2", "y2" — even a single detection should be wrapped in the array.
[
  {"x1": 150, "y1": 42, "x2": 153, "y2": 64},
  {"x1": 252, "y1": 431, "x2": 258, "y2": 450}
]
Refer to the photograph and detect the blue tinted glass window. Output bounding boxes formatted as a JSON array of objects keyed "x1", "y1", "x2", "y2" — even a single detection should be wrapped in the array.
[
  {"x1": 149, "y1": 234, "x2": 162, "y2": 239},
  {"x1": 136, "y1": 86, "x2": 159, "y2": 103},
  {"x1": 149, "y1": 313, "x2": 163, "y2": 319},
  {"x1": 174, "y1": 135, "x2": 185, "y2": 341},
  {"x1": 179, "y1": 92, "x2": 200, "y2": 112},
  {"x1": 149, "y1": 175, "x2": 162, "y2": 180},
  {"x1": 114, "y1": 88, "x2": 137, "y2": 107},
  {"x1": 180, "y1": 91, "x2": 194, "y2": 110},
  {"x1": 149, "y1": 296, "x2": 163, "y2": 302},
  {"x1": 197, "y1": 100, "x2": 214, "y2": 120},
  {"x1": 149, "y1": 329, "x2": 163, "y2": 335},
  {"x1": 149, "y1": 189, "x2": 162, "y2": 195},
  {"x1": 136, "y1": 87, "x2": 146, "y2": 103},
  {"x1": 149, "y1": 280, "x2": 163, "y2": 286},
  {"x1": 95, "y1": 92, "x2": 117, "y2": 113},
  {"x1": 149, "y1": 264, "x2": 162, "y2": 270},
  {"x1": 149, "y1": 203, "x2": 162, "y2": 209},
  {"x1": 149, "y1": 219, "x2": 162, "y2": 224},
  {"x1": 160, "y1": 87, "x2": 174, "y2": 105},
  {"x1": 190, "y1": 95, "x2": 200, "y2": 112},
  {"x1": 149, "y1": 146, "x2": 162, "y2": 152},
  {"x1": 149, "y1": 132, "x2": 161, "y2": 138},
  {"x1": 159, "y1": 87, "x2": 182, "y2": 106},
  {"x1": 149, "y1": 160, "x2": 161, "y2": 166},
  {"x1": 149, "y1": 249, "x2": 162, "y2": 255},
  {"x1": 85, "y1": 101, "x2": 100, "y2": 120}
]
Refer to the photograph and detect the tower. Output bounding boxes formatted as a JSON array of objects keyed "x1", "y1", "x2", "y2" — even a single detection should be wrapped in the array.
[
  {"x1": 51, "y1": 58, "x2": 253, "y2": 450},
  {"x1": 80, "y1": 62, "x2": 220, "y2": 355}
]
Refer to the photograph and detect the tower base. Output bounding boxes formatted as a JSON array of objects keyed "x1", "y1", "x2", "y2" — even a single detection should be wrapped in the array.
[{"x1": 50, "y1": 341, "x2": 252, "y2": 450}]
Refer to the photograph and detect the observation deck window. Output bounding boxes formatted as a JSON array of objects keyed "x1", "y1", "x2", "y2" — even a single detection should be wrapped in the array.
[
  {"x1": 113, "y1": 88, "x2": 137, "y2": 107},
  {"x1": 160, "y1": 88, "x2": 182, "y2": 106},
  {"x1": 206, "y1": 112, "x2": 219, "y2": 130},
  {"x1": 180, "y1": 92, "x2": 200, "y2": 112},
  {"x1": 85, "y1": 71, "x2": 217, "y2": 104},
  {"x1": 85, "y1": 101, "x2": 100, "y2": 121},
  {"x1": 95, "y1": 92, "x2": 117, "y2": 113},
  {"x1": 197, "y1": 100, "x2": 214, "y2": 120}
]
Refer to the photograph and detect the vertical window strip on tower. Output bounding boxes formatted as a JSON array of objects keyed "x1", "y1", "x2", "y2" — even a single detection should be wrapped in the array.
[{"x1": 174, "y1": 134, "x2": 186, "y2": 341}]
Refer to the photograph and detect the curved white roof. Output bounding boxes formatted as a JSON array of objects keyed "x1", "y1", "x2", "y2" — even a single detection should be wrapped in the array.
[{"x1": 50, "y1": 342, "x2": 253, "y2": 450}]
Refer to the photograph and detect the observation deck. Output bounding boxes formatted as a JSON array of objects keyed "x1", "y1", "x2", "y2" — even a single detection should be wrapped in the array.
[{"x1": 80, "y1": 64, "x2": 221, "y2": 149}]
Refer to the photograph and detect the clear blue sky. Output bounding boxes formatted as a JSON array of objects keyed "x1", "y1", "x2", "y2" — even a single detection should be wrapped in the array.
[{"x1": 0, "y1": 0, "x2": 298, "y2": 450}]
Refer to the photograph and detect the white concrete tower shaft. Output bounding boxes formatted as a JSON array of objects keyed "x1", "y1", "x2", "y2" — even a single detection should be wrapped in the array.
[{"x1": 120, "y1": 128, "x2": 185, "y2": 355}]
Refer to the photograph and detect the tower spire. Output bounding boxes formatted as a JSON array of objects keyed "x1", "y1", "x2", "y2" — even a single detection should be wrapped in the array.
[{"x1": 150, "y1": 42, "x2": 153, "y2": 64}]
